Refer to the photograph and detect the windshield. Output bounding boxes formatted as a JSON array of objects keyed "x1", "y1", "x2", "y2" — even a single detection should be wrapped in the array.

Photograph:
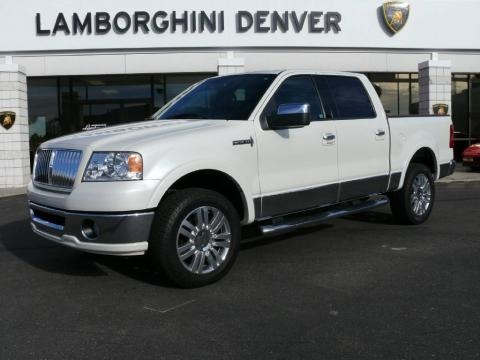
[{"x1": 156, "y1": 74, "x2": 277, "y2": 120}]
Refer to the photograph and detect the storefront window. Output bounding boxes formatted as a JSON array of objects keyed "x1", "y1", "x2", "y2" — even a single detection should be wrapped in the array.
[
  {"x1": 452, "y1": 75, "x2": 470, "y2": 140},
  {"x1": 27, "y1": 78, "x2": 60, "y2": 160},
  {"x1": 367, "y1": 73, "x2": 419, "y2": 116},
  {"x1": 471, "y1": 75, "x2": 480, "y2": 142},
  {"x1": 70, "y1": 75, "x2": 153, "y2": 127},
  {"x1": 27, "y1": 73, "x2": 214, "y2": 154}
]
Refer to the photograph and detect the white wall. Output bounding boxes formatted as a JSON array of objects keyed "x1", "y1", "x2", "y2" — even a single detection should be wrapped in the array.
[
  {"x1": 1, "y1": 0, "x2": 480, "y2": 76},
  {"x1": 1, "y1": 0, "x2": 480, "y2": 52},
  {"x1": 9, "y1": 50, "x2": 480, "y2": 77}
]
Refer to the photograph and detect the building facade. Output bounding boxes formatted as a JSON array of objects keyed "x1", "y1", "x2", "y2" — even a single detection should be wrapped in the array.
[{"x1": 1, "y1": 0, "x2": 480, "y2": 189}]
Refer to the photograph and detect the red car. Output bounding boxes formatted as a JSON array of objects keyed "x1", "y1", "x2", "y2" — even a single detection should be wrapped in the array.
[{"x1": 462, "y1": 143, "x2": 480, "y2": 169}]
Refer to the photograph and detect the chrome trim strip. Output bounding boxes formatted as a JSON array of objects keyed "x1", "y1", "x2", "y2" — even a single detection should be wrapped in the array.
[
  {"x1": 30, "y1": 213, "x2": 64, "y2": 231},
  {"x1": 29, "y1": 201, "x2": 155, "y2": 219},
  {"x1": 31, "y1": 223, "x2": 148, "y2": 256}
]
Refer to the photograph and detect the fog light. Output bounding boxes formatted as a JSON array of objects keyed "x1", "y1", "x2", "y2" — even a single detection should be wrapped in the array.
[{"x1": 81, "y1": 219, "x2": 99, "y2": 240}]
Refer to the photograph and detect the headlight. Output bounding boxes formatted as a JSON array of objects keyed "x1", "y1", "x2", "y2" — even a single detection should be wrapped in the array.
[{"x1": 83, "y1": 152, "x2": 143, "y2": 182}]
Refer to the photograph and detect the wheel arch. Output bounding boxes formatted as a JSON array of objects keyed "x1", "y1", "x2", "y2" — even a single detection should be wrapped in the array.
[
  {"x1": 397, "y1": 146, "x2": 438, "y2": 190},
  {"x1": 151, "y1": 169, "x2": 251, "y2": 224}
]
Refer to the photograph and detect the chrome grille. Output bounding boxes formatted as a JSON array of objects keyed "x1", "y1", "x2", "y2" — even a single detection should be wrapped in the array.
[{"x1": 34, "y1": 149, "x2": 82, "y2": 191}]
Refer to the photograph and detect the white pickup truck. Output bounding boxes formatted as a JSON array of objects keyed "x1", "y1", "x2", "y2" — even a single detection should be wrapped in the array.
[{"x1": 28, "y1": 71, "x2": 455, "y2": 287}]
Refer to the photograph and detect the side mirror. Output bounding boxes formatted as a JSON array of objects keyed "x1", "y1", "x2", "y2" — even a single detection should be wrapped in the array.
[{"x1": 267, "y1": 103, "x2": 311, "y2": 130}]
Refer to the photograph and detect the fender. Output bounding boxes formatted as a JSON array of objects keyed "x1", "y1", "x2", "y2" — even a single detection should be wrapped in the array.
[
  {"x1": 398, "y1": 142, "x2": 439, "y2": 190},
  {"x1": 147, "y1": 160, "x2": 257, "y2": 224}
]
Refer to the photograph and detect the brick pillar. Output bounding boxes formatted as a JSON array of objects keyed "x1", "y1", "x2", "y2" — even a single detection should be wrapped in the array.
[
  {"x1": 419, "y1": 53, "x2": 452, "y2": 115},
  {"x1": 218, "y1": 51, "x2": 245, "y2": 75},
  {"x1": 0, "y1": 56, "x2": 30, "y2": 191}
]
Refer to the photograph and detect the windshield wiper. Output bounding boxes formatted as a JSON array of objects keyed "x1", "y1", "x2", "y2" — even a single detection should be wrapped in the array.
[{"x1": 165, "y1": 113, "x2": 206, "y2": 119}]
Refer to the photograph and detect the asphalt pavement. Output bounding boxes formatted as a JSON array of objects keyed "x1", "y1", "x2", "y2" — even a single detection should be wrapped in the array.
[{"x1": 1, "y1": 183, "x2": 480, "y2": 360}]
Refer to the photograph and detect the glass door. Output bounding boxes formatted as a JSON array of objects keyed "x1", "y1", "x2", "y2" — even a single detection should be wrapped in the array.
[{"x1": 470, "y1": 75, "x2": 480, "y2": 144}]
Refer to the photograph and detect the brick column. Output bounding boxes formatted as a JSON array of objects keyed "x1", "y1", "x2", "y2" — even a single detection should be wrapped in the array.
[
  {"x1": 419, "y1": 54, "x2": 452, "y2": 115},
  {"x1": 0, "y1": 56, "x2": 30, "y2": 191},
  {"x1": 218, "y1": 51, "x2": 245, "y2": 75}
]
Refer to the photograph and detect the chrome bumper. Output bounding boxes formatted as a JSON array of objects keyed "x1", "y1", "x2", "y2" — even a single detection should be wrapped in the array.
[{"x1": 29, "y1": 202, "x2": 154, "y2": 256}]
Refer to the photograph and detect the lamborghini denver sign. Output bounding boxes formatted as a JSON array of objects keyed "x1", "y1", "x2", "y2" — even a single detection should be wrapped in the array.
[
  {"x1": 35, "y1": 11, "x2": 343, "y2": 35},
  {"x1": 33, "y1": 2, "x2": 409, "y2": 37}
]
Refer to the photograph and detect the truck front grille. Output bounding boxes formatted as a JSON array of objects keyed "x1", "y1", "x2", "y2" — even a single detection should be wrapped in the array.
[{"x1": 33, "y1": 149, "x2": 82, "y2": 191}]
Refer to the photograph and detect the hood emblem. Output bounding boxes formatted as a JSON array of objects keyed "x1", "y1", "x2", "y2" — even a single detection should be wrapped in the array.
[
  {"x1": 382, "y1": 1, "x2": 410, "y2": 34},
  {"x1": 0, "y1": 111, "x2": 16, "y2": 130}
]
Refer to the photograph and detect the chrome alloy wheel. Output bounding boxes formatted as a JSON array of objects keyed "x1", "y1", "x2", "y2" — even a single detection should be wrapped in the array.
[
  {"x1": 410, "y1": 173, "x2": 432, "y2": 217},
  {"x1": 176, "y1": 206, "x2": 232, "y2": 275}
]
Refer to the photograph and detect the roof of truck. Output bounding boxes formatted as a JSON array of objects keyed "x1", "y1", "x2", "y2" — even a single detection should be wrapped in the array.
[{"x1": 224, "y1": 70, "x2": 363, "y2": 77}]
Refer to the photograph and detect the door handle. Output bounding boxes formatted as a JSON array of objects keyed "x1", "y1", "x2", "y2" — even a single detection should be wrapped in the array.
[
  {"x1": 323, "y1": 133, "x2": 336, "y2": 141},
  {"x1": 376, "y1": 130, "x2": 386, "y2": 136}
]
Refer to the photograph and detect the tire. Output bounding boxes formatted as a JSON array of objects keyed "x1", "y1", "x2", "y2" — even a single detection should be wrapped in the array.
[
  {"x1": 389, "y1": 163, "x2": 435, "y2": 225},
  {"x1": 149, "y1": 188, "x2": 241, "y2": 288}
]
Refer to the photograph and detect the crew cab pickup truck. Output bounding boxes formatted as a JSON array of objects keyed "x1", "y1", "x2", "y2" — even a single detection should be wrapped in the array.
[{"x1": 28, "y1": 71, "x2": 455, "y2": 288}]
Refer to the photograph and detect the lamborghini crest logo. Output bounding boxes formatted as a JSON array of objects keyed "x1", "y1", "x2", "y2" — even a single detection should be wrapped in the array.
[
  {"x1": 0, "y1": 111, "x2": 16, "y2": 130},
  {"x1": 382, "y1": 1, "x2": 410, "y2": 34}
]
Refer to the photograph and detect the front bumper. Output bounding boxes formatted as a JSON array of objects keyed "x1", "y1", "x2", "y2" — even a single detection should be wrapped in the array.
[{"x1": 29, "y1": 202, "x2": 154, "y2": 256}]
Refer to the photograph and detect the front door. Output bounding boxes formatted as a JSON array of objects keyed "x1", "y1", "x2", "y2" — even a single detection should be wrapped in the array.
[{"x1": 254, "y1": 74, "x2": 339, "y2": 218}]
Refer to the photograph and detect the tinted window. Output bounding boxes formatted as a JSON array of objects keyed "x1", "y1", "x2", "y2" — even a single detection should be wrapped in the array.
[
  {"x1": 319, "y1": 76, "x2": 375, "y2": 119},
  {"x1": 263, "y1": 75, "x2": 325, "y2": 121},
  {"x1": 158, "y1": 74, "x2": 276, "y2": 120}
]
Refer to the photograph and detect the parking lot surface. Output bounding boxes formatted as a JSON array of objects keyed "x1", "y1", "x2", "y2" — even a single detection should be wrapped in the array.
[{"x1": 1, "y1": 183, "x2": 480, "y2": 360}]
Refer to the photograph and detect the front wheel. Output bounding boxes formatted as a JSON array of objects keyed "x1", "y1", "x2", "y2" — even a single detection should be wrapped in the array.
[
  {"x1": 389, "y1": 163, "x2": 435, "y2": 225},
  {"x1": 149, "y1": 188, "x2": 241, "y2": 288}
]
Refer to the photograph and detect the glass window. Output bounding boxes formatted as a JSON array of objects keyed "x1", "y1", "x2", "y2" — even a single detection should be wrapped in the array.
[
  {"x1": 153, "y1": 75, "x2": 166, "y2": 111},
  {"x1": 470, "y1": 75, "x2": 480, "y2": 142},
  {"x1": 27, "y1": 78, "x2": 60, "y2": 158},
  {"x1": 367, "y1": 73, "x2": 418, "y2": 116},
  {"x1": 165, "y1": 74, "x2": 211, "y2": 103},
  {"x1": 452, "y1": 75, "x2": 469, "y2": 139},
  {"x1": 263, "y1": 75, "x2": 325, "y2": 121},
  {"x1": 324, "y1": 76, "x2": 375, "y2": 119},
  {"x1": 369, "y1": 73, "x2": 398, "y2": 115},
  {"x1": 70, "y1": 75, "x2": 153, "y2": 128},
  {"x1": 158, "y1": 74, "x2": 276, "y2": 120}
]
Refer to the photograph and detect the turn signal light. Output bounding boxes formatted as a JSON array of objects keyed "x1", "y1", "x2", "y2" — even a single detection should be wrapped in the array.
[{"x1": 128, "y1": 153, "x2": 143, "y2": 173}]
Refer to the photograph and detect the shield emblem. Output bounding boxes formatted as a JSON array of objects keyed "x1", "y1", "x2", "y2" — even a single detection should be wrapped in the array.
[
  {"x1": 433, "y1": 104, "x2": 449, "y2": 115},
  {"x1": 0, "y1": 111, "x2": 16, "y2": 130},
  {"x1": 383, "y1": 1, "x2": 410, "y2": 34}
]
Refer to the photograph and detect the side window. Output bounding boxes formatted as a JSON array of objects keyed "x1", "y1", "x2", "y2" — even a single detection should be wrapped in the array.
[
  {"x1": 321, "y1": 76, "x2": 376, "y2": 119},
  {"x1": 263, "y1": 75, "x2": 325, "y2": 121}
]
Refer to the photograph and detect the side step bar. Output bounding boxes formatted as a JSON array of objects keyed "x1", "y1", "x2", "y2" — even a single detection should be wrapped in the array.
[{"x1": 259, "y1": 196, "x2": 390, "y2": 235}]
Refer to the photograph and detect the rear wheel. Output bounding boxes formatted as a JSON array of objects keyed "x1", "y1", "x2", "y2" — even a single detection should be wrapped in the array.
[
  {"x1": 389, "y1": 163, "x2": 435, "y2": 225},
  {"x1": 149, "y1": 188, "x2": 240, "y2": 288}
]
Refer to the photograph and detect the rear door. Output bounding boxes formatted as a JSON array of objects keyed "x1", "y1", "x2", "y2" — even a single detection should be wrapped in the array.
[{"x1": 314, "y1": 75, "x2": 390, "y2": 201}]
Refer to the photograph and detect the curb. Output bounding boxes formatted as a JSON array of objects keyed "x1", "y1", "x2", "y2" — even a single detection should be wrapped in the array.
[
  {"x1": 0, "y1": 187, "x2": 27, "y2": 198},
  {"x1": 438, "y1": 179, "x2": 480, "y2": 184}
]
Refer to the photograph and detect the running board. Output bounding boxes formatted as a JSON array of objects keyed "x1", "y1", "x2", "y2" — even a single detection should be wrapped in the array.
[{"x1": 259, "y1": 196, "x2": 390, "y2": 235}]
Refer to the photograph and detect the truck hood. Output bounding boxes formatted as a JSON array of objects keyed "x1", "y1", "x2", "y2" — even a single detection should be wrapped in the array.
[{"x1": 40, "y1": 119, "x2": 228, "y2": 151}]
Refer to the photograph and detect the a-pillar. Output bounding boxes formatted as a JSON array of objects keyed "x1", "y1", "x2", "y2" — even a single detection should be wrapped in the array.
[
  {"x1": 419, "y1": 53, "x2": 452, "y2": 115},
  {"x1": 0, "y1": 56, "x2": 30, "y2": 192}
]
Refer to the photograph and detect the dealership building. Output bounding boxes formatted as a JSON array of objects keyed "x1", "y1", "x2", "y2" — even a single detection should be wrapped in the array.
[{"x1": 0, "y1": 0, "x2": 479, "y2": 190}]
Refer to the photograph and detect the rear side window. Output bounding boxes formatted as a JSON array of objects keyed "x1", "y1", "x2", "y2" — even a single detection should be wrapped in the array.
[{"x1": 316, "y1": 76, "x2": 376, "y2": 119}]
